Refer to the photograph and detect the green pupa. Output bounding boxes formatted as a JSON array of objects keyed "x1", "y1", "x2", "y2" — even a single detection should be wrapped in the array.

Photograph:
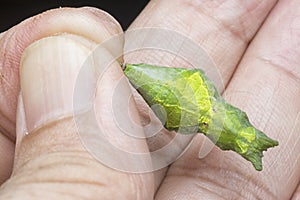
[{"x1": 123, "y1": 63, "x2": 278, "y2": 171}]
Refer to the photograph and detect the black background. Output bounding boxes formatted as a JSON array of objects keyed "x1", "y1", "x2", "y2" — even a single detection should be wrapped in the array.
[{"x1": 0, "y1": 0, "x2": 149, "y2": 32}]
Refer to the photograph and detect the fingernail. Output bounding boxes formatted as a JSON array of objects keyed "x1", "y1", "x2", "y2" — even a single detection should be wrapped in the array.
[
  {"x1": 20, "y1": 35, "x2": 96, "y2": 133},
  {"x1": 16, "y1": 94, "x2": 27, "y2": 138},
  {"x1": 198, "y1": 136, "x2": 215, "y2": 159}
]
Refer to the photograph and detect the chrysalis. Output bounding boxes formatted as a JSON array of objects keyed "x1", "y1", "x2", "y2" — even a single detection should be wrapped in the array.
[{"x1": 123, "y1": 63, "x2": 278, "y2": 171}]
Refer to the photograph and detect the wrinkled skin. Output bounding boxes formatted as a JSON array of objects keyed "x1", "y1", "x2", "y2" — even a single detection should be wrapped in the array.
[{"x1": 0, "y1": 1, "x2": 300, "y2": 200}]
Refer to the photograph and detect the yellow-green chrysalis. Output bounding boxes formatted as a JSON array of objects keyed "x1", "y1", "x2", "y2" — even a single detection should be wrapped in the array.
[{"x1": 123, "y1": 63, "x2": 278, "y2": 171}]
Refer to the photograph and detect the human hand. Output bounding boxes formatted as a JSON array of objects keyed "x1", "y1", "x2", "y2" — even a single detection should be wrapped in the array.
[{"x1": 0, "y1": 1, "x2": 299, "y2": 200}]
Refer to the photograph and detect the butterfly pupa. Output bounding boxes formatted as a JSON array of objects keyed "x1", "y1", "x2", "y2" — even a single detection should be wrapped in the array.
[{"x1": 123, "y1": 63, "x2": 278, "y2": 171}]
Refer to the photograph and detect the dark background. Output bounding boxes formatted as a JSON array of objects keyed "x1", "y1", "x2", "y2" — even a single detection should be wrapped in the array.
[{"x1": 0, "y1": 0, "x2": 149, "y2": 32}]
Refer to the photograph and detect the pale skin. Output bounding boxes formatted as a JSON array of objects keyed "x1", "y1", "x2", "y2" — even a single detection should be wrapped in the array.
[{"x1": 0, "y1": 1, "x2": 299, "y2": 199}]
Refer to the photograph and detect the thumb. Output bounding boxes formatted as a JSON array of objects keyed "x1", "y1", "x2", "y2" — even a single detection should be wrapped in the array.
[{"x1": 0, "y1": 34, "x2": 153, "y2": 199}]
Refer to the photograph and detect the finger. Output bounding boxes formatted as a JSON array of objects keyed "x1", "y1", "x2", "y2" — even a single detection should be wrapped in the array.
[
  {"x1": 124, "y1": 0, "x2": 278, "y2": 190},
  {"x1": 0, "y1": 31, "x2": 14, "y2": 184},
  {"x1": 125, "y1": 0, "x2": 277, "y2": 87},
  {"x1": 0, "y1": 6, "x2": 123, "y2": 185},
  {"x1": 155, "y1": 0, "x2": 300, "y2": 199},
  {"x1": 0, "y1": 6, "x2": 122, "y2": 139},
  {"x1": 0, "y1": 8, "x2": 154, "y2": 200}
]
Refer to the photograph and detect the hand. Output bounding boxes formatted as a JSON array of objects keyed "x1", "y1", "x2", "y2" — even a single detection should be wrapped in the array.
[{"x1": 0, "y1": 1, "x2": 299, "y2": 200}]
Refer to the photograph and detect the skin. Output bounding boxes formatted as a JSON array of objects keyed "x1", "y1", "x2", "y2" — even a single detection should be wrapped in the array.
[{"x1": 0, "y1": 1, "x2": 299, "y2": 200}]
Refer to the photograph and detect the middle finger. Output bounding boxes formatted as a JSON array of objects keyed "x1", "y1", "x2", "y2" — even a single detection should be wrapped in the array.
[{"x1": 124, "y1": 0, "x2": 278, "y2": 191}]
